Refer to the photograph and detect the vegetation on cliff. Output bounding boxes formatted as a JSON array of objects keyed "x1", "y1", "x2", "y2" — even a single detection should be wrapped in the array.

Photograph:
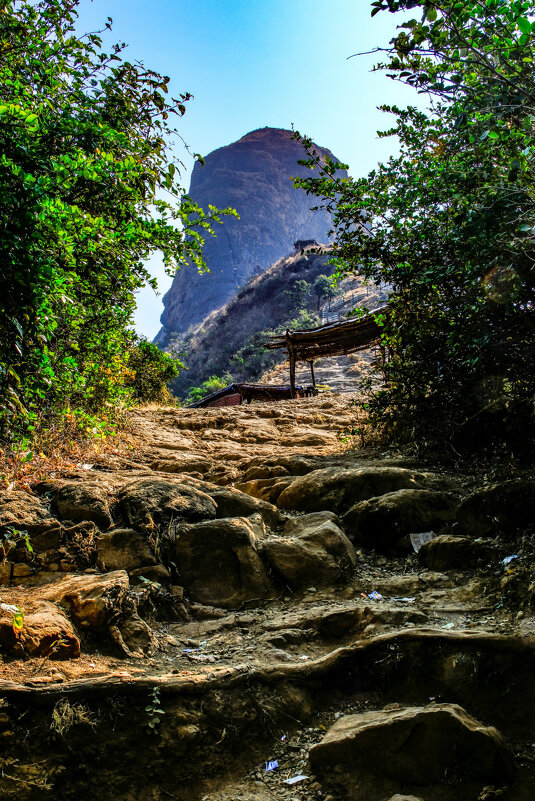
[
  {"x1": 296, "y1": 0, "x2": 535, "y2": 456},
  {"x1": 0, "y1": 0, "x2": 232, "y2": 446},
  {"x1": 168, "y1": 248, "x2": 385, "y2": 400}
]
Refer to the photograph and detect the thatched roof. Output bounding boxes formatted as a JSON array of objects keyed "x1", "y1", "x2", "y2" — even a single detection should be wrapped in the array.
[{"x1": 263, "y1": 305, "x2": 388, "y2": 362}]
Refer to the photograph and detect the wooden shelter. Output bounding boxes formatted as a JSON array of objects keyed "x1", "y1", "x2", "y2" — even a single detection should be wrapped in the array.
[
  {"x1": 263, "y1": 304, "x2": 389, "y2": 397},
  {"x1": 188, "y1": 382, "x2": 305, "y2": 408}
]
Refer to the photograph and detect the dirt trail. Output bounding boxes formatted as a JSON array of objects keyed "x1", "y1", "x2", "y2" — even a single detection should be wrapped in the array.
[{"x1": 0, "y1": 395, "x2": 533, "y2": 801}]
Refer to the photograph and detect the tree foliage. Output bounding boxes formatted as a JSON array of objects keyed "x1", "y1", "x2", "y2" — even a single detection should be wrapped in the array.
[
  {"x1": 126, "y1": 339, "x2": 183, "y2": 404},
  {"x1": 295, "y1": 0, "x2": 535, "y2": 455},
  {"x1": 0, "y1": 0, "x2": 234, "y2": 440}
]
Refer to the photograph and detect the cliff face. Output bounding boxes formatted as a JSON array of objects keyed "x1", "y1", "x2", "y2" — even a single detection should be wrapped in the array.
[{"x1": 157, "y1": 127, "x2": 345, "y2": 337}]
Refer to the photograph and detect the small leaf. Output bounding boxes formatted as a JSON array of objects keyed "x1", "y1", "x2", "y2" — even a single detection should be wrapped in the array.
[
  {"x1": 12, "y1": 611, "x2": 24, "y2": 633},
  {"x1": 518, "y1": 17, "x2": 531, "y2": 34}
]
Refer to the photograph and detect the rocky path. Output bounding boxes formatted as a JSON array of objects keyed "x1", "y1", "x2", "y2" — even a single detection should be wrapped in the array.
[{"x1": 0, "y1": 395, "x2": 533, "y2": 801}]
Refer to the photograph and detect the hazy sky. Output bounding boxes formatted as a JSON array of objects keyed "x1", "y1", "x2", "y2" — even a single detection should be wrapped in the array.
[{"x1": 76, "y1": 0, "x2": 418, "y2": 338}]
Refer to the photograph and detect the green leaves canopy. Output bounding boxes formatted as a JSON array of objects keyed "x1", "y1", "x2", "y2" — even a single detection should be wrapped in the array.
[
  {"x1": 295, "y1": 0, "x2": 535, "y2": 453},
  {"x1": 0, "y1": 0, "x2": 234, "y2": 438}
]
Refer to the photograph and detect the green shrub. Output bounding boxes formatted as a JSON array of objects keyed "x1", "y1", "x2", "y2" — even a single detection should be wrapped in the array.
[{"x1": 126, "y1": 340, "x2": 183, "y2": 404}]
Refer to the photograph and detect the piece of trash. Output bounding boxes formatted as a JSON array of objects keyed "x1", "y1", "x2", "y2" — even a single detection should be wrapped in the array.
[
  {"x1": 185, "y1": 653, "x2": 216, "y2": 663},
  {"x1": 391, "y1": 597, "x2": 416, "y2": 603},
  {"x1": 503, "y1": 555, "x2": 519, "y2": 566},
  {"x1": 1, "y1": 602, "x2": 24, "y2": 633},
  {"x1": 182, "y1": 648, "x2": 199, "y2": 653},
  {"x1": 368, "y1": 591, "x2": 383, "y2": 600},
  {"x1": 410, "y1": 531, "x2": 436, "y2": 553},
  {"x1": 360, "y1": 592, "x2": 367, "y2": 598},
  {"x1": 299, "y1": 654, "x2": 310, "y2": 660},
  {"x1": 442, "y1": 622, "x2": 455, "y2": 629},
  {"x1": 280, "y1": 734, "x2": 287, "y2": 742},
  {"x1": 283, "y1": 774, "x2": 308, "y2": 785},
  {"x1": 265, "y1": 760, "x2": 278, "y2": 772}
]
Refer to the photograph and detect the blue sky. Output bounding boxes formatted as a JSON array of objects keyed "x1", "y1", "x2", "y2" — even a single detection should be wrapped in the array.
[{"x1": 76, "y1": 0, "x2": 418, "y2": 338}]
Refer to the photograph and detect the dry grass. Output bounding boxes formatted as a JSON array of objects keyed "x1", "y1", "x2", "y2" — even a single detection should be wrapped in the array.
[{"x1": 0, "y1": 415, "x2": 137, "y2": 492}]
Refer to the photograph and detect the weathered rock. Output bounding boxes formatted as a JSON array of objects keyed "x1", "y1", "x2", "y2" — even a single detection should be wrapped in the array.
[
  {"x1": 0, "y1": 600, "x2": 79, "y2": 658},
  {"x1": 54, "y1": 482, "x2": 113, "y2": 528},
  {"x1": 157, "y1": 127, "x2": 344, "y2": 336},
  {"x1": 262, "y1": 512, "x2": 356, "y2": 588},
  {"x1": 119, "y1": 479, "x2": 217, "y2": 529},
  {"x1": 277, "y1": 466, "x2": 456, "y2": 515},
  {"x1": 0, "y1": 490, "x2": 60, "y2": 535},
  {"x1": 28, "y1": 527, "x2": 62, "y2": 552},
  {"x1": 130, "y1": 565, "x2": 172, "y2": 585},
  {"x1": 342, "y1": 489, "x2": 459, "y2": 550},
  {"x1": 309, "y1": 704, "x2": 514, "y2": 789},
  {"x1": 242, "y1": 464, "x2": 290, "y2": 482},
  {"x1": 174, "y1": 517, "x2": 273, "y2": 608},
  {"x1": 37, "y1": 570, "x2": 156, "y2": 656},
  {"x1": 457, "y1": 479, "x2": 535, "y2": 538},
  {"x1": 243, "y1": 454, "x2": 321, "y2": 478},
  {"x1": 210, "y1": 488, "x2": 285, "y2": 530},
  {"x1": 235, "y1": 476, "x2": 295, "y2": 505},
  {"x1": 39, "y1": 571, "x2": 130, "y2": 628},
  {"x1": 96, "y1": 528, "x2": 156, "y2": 573},
  {"x1": 150, "y1": 455, "x2": 211, "y2": 474},
  {"x1": 386, "y1": 796, "x2": 425, "y2": 801},
  {"x1": 418, "y1": 534, "x2": 493, "y2": 570}
]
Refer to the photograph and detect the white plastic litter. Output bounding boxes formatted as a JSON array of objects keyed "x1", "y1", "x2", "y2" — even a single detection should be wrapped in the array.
[
  {"x1": 265, "y1": 760, "x2": 278, "y2": 772},
  {"x1": 503, "y1": 555, "x2": 519, "y2": 566},
  {"x1": 410, "y1": 531, "x2": 436, "y2": 553},
  {"x1": 283, "y1": 775, "x2": 308, "y2": 785}
]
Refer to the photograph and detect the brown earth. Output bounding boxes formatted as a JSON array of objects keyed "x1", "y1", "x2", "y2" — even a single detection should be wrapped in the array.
[{"x1": 0, "y1": 394, "x2": 533, "y2": 801}]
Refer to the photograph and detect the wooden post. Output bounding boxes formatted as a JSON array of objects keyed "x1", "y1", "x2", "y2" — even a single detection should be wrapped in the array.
[
  {"x1": 286, "y1": 330, "x2": 296, "y2": 399},
  {"x1": 309, "y1": 360, "x2": 316, "y2": 389}
]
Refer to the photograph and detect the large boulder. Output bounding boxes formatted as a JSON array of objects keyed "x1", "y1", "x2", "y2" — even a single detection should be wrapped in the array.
[
  {"x1": 39, "y1": 571, "x2": 130, "y2": 628},
  {"x1": 209, "y1": 487, "x2": 285, "y2": 530},
  {"x1": 54, "y1": 482, "x2": 113, "y2": 528},
  {"x1": 235, "y1": 476, "x2": 296, "y2": 505},
  {"x1": 309, "y1": 704, "x2": 514, "y2": 796},
  {"x1": 96, "y1": 528, "x2": 156, "y2": 573},
  {"x1": 261, "y1": 512, "x2": 356, "y2": 588},
  {"x1": 276, "y1": 467, "x2": 455, "y2": 515},
  {"x1": 119, "y1": 479, "x2": 217, "y2": 529},
  {"x1": 38, "y1": 571, "x2": 155, "y2": 656},
  {"x1": 342, "y1": 489, "x2": 459, "y2": 551},
  {"x1": 457, "y1": 480, "x2": 535, "y2": 538},
  {"x1": 0, "y1": 490, "x2": 60, "y2": 536},
  {"x1": 0, "y1": 600, "x2": 79, "y2": 658},
  {"x1": 174, "y1": 517, "x2": 273, "y2": 608},
  {"x1": 418, "y1": 534, "x2": 494, "y2": 571}
]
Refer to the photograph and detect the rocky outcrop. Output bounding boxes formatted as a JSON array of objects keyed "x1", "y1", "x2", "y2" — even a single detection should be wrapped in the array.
[
  {"x1": 341, "y1": 488, "x2": 460, "y2": 551},
  {"x1": 157, "y1": 127, "x2": 345, "y2": 337},
  {"x1": 261, "y1": 511, "x2": 356, "y2": 588},
  {"x1": 310, "y1": 703, "x2": 514, "y2": 799},
  {"x1": 174, "y1": 516, "x2": 273, "y2": 608},
  {"x1": 276, "y1": 466, "x2": 457, "y2": 515}
]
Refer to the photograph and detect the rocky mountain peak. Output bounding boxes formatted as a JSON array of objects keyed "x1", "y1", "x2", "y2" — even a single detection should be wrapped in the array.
[{"x1": 157, "y1": 127, "x2": 346, "y2": 339}]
